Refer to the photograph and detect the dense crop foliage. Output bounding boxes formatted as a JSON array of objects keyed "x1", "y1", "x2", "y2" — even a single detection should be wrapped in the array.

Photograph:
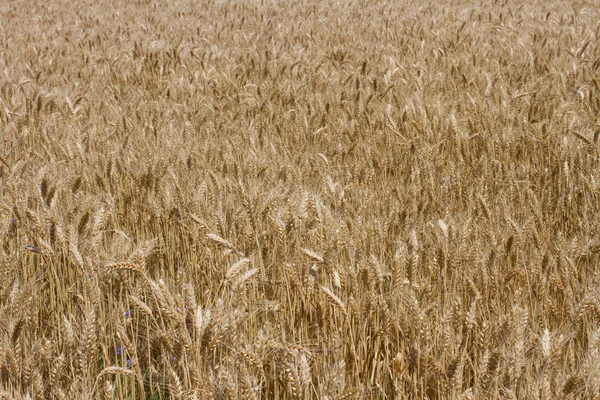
[{"x1": 1, "y1": 0, "x2": 600, "y2": 398}]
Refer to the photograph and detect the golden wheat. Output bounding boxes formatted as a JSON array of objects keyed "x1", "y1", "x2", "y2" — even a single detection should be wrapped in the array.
[{"x1": 1, "y1": 0, "x2": 600, "y2": 398}]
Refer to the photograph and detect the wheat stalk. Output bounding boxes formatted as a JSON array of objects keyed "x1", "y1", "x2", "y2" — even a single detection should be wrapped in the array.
[{"x1": 321, "y1": 286, "x2": 347, "y2": 316}]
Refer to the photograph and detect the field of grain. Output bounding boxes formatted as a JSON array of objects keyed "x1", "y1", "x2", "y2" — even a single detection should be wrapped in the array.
[{"x1": 1, "y1": 0, "x2": 600, "y2": 398}]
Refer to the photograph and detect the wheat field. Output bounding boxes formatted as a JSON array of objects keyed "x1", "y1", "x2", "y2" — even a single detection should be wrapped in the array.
[{"x1": 1, "y1": 0, "x2": 600, "y2": 398}]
